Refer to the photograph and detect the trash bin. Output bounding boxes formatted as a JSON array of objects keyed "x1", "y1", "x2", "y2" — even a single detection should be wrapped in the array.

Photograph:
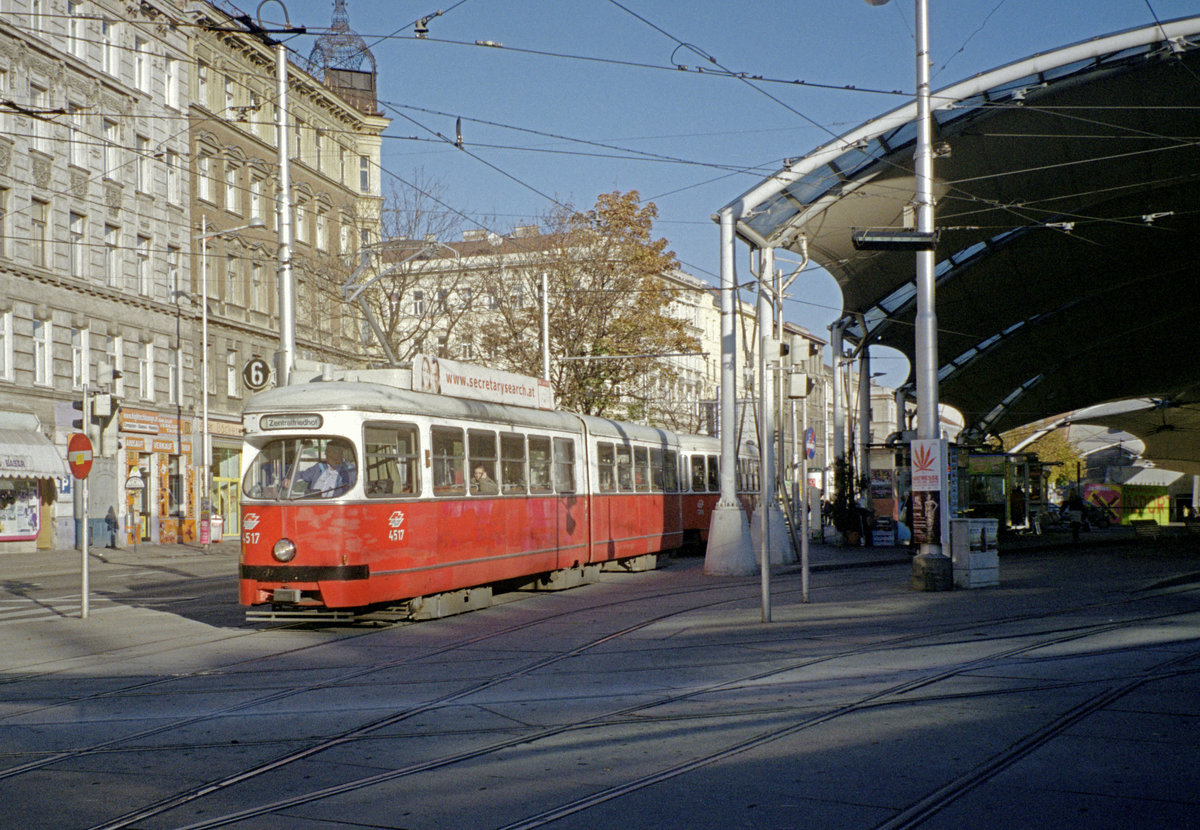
[{"x1": 208, "y1": 514, "x2": 224, "y2": 541}]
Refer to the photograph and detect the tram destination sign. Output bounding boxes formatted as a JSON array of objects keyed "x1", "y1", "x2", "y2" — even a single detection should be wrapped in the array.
[{"x1": 260, "y1": 414, "x2": 323, "y2": 430}]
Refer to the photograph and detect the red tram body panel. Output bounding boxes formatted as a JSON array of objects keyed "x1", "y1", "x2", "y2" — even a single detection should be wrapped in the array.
[{"x1": 238, "y1": 380, "x2": 757, "y2": 616}]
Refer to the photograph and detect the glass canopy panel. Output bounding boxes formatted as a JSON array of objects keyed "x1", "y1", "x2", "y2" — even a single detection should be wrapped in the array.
[{"x1": 879, "y1": 282, "x2": 916, "y2": 313}]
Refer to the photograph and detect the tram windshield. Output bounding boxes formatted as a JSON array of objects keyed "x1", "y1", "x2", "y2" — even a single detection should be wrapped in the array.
[{"x1": 242, "y1": 437, "x2": 358, "y2": 500}]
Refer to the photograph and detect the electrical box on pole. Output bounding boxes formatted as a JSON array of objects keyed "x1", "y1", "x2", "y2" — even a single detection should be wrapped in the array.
[{"x1": 788, "y1": 372, "x2": 815, "y2": 399}]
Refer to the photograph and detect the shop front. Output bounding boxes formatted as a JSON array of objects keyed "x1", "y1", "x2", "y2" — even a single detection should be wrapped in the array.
[
  {"x1": 119, "y1": 409, "x2": 195, "y2": 545},
  {"x1": 208, "y1": 418, "x2": 244, "y2": 541},
  {"x1": 0, "y1": 412, "x2": 67, "y2": 554}
]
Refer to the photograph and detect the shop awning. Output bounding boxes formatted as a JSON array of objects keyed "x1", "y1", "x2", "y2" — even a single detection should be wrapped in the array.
[{"x1": 0, "y1": 429, "x2": 68, "y2": 480}]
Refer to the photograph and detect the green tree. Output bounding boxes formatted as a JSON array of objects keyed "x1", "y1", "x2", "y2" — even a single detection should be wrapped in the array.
[
  {"x1": 479, "y1": 191, "x2": 698, "y2": 419},
  {"x1": 1000, "y1": 425, "x2": 1083, "y2": 489}
]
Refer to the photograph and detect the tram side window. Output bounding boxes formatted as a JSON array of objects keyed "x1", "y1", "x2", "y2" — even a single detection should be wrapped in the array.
[
  {"x1": 664, "y1": 450, "x2": 679, "y2": 492},
  {"x1": 707, "y1": 454, "x2": 719, "y2": 492},
  {"x1": 690, "y1": 456, "x2": 707, "y2": 492},
  {"x1": 553, "y1": 437, "x2": 576, "y2": 493},
  {"x1": 649, "y1": 448, "x2": 665, "y2": 492},
  {"x1": 501, "y1": 433, "x2": 527, "y2": 494},
  {"x1": 432, "y1": 426, "x2": 466, "y2": 495},
  {"x1": 363, "y1": 423, "x2": 419, "y2": 497},
  {"x1": 634, "y1": 446, "x2": 650, "y2": 492},
  {"x1": 528, "y1": 435, "x2": 552, "y2": 494},
  {"x1": 616, "y1": 444, "x2": 633, "y2": 492},
  {"x1": 468, "y1": 429, "x2": 499, "y2": 495},
  {"x1": 597, "y1": 442, "x2": 616, "y2": 493}
]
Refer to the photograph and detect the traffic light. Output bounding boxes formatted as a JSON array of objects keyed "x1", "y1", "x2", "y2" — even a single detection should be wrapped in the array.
[{"x1": 71, "y1": 399, "x2": 88, "y2": 430}]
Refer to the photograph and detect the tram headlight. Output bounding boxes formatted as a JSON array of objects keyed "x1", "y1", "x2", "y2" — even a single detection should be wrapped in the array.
[{"x1": 272, "y1": 538, "x2": 298, "y2": 563}]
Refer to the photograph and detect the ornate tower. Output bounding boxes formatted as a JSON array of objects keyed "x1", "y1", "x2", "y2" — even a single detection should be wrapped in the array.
[{"x1": 309, "y1": 0, "x2": 380, "y2": 115}]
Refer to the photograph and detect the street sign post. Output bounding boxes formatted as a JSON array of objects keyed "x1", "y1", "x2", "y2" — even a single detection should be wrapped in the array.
[
  {"x1": 68, "y1": 433, "x2": 93, "y2": 479},
  {"x1": 68, "y1": 432, "x2": 94, "y2": 619}
]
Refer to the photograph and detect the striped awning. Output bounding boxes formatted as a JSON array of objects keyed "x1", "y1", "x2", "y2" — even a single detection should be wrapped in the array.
[{"x1": 0, "y1": 429, "x2": 68, "y2": 479}]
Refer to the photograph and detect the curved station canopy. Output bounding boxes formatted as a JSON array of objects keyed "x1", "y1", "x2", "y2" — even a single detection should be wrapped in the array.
[{"x1": 723, "y1": 16, "x2": 1200, "y2": 468}]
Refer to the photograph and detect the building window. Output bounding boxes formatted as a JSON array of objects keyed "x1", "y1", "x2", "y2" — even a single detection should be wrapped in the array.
[
  {"x1": 101, "y1": 18, "x2": 118, "y2": 77},
  {"x1": 68, "y1": 0, "x2": 87, "y2": 59},
  {"x1": 226, "y1": 350, "x2": 238, "y2": 397},
  {"x1": 224, "y1": 163, "x2": 239, "y2": 213},
  {"x1": 224, "y1": 74, "x2": 235, "y2": 113},
  {"x1": 0, "y1": 187, "x2": 6, "y2": 258},
  {"x1": 197, "y1": 62, "x2": 209, "y2": 107},
  {"x1": 227, "y1": 253, "x2": 242, "y2": 306},
  {"x1": 251, "y1": 262, "x2": 267, "y2": 313},
  {"x1": 413, "y1": 290, "x2": 426, "y2": 316},
  {"x1": 72, "y1": 327, "x2": 90, "y2": 389},
  {"x1": 104, "y1": 224, "x2": 120, "y2": 287},
  {"x1": 69, "y1": 212, "x2": 86, "y2": 278},
  {"x1": 68, "y1": 103, "x2": 88, "y2": 167},
  {"x1": 249, "y1": 177, "x2": 263, "y2": 222},
  {"x1": 136, "y1": 135, "x2": 151, "y2": 192},
  {"x1": 103, "y1": 119, "x2": 120, "y2": 178},
  {"x1": 166, "y1": 245, "x2": 180, "y2": 297},
  {"x1": 166, "y1": 150, "x2": 181, "y2": 203},
  {"x1": 359, "y1": 156, "x2": 370, "y2": 192},
  {"x1": 316, "y1": 208, "x2": 328, "y2": 251},
  {"x1": 31, "y1": 0, "x2": 44, "y2": 34},
  {"x1": 0, "y1": 311, "x2": 12, "y2": 382},
  {"x1": 138, "y1": 341, "x2": 154, "y2": 401},
  {"x1": 134, "y1": 37, "x2": 151, "y2": 93},
  {"x1": 30, "y1": 83, "x2": 50, "y2": 153},
  {"x1": 164, "y1": 57, "x2": 179, "y2": 109},
  {"x1": 136, "y1": 235, "x2": 151, "y2": 295},
  {"x1": 294, "y1": 200, "x2": 307, "y2": 245},
  {"x1": 107, "y1": 335, "x2": 124, "y2": 397},
  {"x1": 197, "y1": 155, "x2": 213, "y2": 203},
  {"x1": 33, "y1": 319, "x2": 52, "y2": 387},
  {"x1": 30, "y1": 199, "x2": 49, "y2": 269}
]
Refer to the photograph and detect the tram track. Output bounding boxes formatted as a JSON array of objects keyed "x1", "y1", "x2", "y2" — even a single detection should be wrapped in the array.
[{"x1": 96, "y1": 583, "x2": 1200, "y2": 830}]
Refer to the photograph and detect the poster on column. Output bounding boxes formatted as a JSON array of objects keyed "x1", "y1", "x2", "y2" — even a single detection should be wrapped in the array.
[{"x1": 911, "y1": 439, "x2": 944, "y2": 545}]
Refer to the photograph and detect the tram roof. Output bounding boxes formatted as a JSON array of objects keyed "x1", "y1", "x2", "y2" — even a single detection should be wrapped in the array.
[
  {"x1": 722, "y1": 15, "x2": 1200, "y2": 465},
  {"x1": 244, "y1": 380, "x2": 688, "y2": 447}
]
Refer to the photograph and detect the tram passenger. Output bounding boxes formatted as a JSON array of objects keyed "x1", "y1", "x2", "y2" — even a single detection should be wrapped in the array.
[
  {"x1": 296, "y1": 441, "x2": 357, "y2": 498},
  {"x1": 472, "y1": 465, "x2": 499, "y2": 495}
]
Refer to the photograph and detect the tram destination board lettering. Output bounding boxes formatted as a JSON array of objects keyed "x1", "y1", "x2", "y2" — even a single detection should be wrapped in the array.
[{"x1": 260, "y1": 414, "x2": 323, "y2": 430}]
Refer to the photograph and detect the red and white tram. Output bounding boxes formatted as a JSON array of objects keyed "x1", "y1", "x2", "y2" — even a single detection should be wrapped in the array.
[{"x1": 239, "y1": 380, "x2": 757, "y2": 620}]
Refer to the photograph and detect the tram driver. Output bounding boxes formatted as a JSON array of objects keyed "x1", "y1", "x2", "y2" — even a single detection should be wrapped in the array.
[{"x1": 295, "y1": 441, "x2": 357, "y2": 498}]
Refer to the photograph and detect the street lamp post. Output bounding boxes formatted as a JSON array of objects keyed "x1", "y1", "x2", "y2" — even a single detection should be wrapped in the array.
[
  {"x1": 195, "y1": 216, "x2": 264, "y2": 548},
  {"x1": 867, "y1": 0, "x2": 951, "y2": 587}
]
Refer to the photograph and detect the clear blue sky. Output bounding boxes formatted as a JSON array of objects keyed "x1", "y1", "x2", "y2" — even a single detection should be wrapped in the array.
[{"x1": 276, "y1": 0, "x2": 1194, "y2": 386}]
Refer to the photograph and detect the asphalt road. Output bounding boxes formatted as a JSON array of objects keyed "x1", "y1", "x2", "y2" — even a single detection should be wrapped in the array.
[{"x1": 1, "y1": 539, "x2": 1198, "y2": 829}]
